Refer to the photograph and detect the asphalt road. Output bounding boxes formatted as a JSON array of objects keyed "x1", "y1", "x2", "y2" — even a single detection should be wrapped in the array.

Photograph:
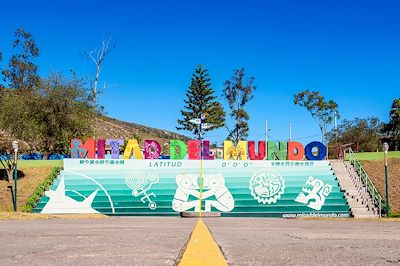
[
  {"x1": 206, "y1": 218, "x2": 400, "y2": 265},
  {"x1": 1, "y1": 217, "x2": 400, "y2": 265},
  {"x1": 0, "y1": 217, "x2": 195, "y2": 265}
]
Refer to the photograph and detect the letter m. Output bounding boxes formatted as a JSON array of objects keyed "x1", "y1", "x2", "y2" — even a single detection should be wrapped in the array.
[{"x1": 224, "y1": 141, "x2": 247, "y2": 160}]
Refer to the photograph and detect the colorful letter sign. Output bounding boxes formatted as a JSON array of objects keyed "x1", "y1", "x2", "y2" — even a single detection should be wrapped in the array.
[
  {"x1": 70, "y1": 138, "x2": 327, "y2": 161},
  {"x1": 123, "y1": 139, "x2": 142, "y2": 159},
  {"x1": 223, "y1": 141, "x2": 247, "y2": 160},
  {"x1": 144, "y1": 140, "x2": 162, "y2": 159}
]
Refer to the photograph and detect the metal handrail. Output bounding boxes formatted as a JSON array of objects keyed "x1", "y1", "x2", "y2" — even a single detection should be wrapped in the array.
[{"x1": 344, "y1": 147, "x2": 382, "y2": 216}]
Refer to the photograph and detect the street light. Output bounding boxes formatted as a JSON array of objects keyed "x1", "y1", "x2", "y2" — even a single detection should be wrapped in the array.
[
  {"x1": 383, "y1": 142, "x2": 390, "y2": 216},
  {"x1": 12, "y1": 141, "x2": 18, "y2": 212},
  {"x1": 189, "y1": 113, "x2": 210, "y2": 215}
]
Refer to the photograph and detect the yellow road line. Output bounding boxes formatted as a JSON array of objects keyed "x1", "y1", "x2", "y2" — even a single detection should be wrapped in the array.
[{"x1": 179, "y1": 219, "x2": 227, "y2": 266}]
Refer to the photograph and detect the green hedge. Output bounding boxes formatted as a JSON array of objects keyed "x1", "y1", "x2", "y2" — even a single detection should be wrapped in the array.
[{"x1": 22, "y1": 167, "x2": 61, "y2": 212}]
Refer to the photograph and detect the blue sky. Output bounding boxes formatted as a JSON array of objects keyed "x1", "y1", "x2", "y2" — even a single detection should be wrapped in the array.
[{"x1": 1, "y1": 0, "x2": 399, "y2": 145}]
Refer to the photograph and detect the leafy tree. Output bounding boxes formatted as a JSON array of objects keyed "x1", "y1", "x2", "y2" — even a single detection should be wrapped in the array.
[
  {"x1": 327, "y1": 117, "x2": 383, "y2": 152},
  {"x1": 177, "y1": 65, "x2": 225, "y2": 139},
  {"x1": 2, "y1": 28, "x2": 40, "y2": 91},
  {"x1": 0, "y1": 49, "x2": 2, "y2": 70},
  {"x1": 0, "y1": 50, "x2": 2, "y2": 88},
  {"x1": 294, "y1": 90, "x2": 339, "y2": 144},
  {"x1": 0, "y1": 73, "x2": 93, "y2": 156},
  {"x1": 37, "y1": 72, "x2": 93, "y2": 156},
  {"x1": 0, "y1": 89, "x2": 43, "y2": 150},
  {"x1": 0, "y1": 29, "x2": 43, "y2": 148},
  {"x1": 223, "y1": 68, "x2": 256, "y2": 144},
  {"x1": 383, "y1": 98, "x2": 400, "y2": 150},
  {"x1": 0, "y1": 29, "x2": 94, "y2": 156}
]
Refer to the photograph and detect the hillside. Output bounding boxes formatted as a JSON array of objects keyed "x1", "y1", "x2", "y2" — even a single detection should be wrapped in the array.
[
  {"x1": 95, "y1": 116, "x2": 190, "y2": 147},
  {"x1": 362, "y1": 158, "x2": 400, "y2": 214},
  {"x1": 0, "y1": 116, "x2": 190, "y2": 153}
]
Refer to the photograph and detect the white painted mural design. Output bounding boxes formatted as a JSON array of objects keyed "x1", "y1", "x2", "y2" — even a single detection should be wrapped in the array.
[
  {"x1": 41, "y1": 176, "x2": 99, "y2": 214},
  {"x1": 295, "y1": 176, "x2": 332, "y2": 210},
  {"x1": 125, "y1": 172, "x2": 159, "y2": 210},
  {"x1": 172, "y1": 173, "x2": 234, "y2": 212},
  {"x1": 249, "y1": 170, "x2": 285, "y2": 204}
]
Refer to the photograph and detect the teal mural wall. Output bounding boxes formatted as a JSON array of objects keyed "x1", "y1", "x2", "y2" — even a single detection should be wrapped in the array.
[{"x1": 33, "y1": 159, "x2": 350, "y2": 217}]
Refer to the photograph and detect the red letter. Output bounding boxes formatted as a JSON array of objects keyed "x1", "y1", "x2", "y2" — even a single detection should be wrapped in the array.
[
  {"x1": 188, "y1": 140, "x2": 200, "y2": 159},
  {"x1": 70, "y1": 139, "x2": 96, "y2": 159},
  {"x1": 97, "y1": 139, "x2": 106, "y2": 159},
  {"x1": 248, "y1": 141, "x2": 266, "y2": 160}
]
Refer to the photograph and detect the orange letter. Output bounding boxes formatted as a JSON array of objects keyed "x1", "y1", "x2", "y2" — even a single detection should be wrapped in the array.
[{"x1": 287, "y1": 141, "x2": 304, "y2": 160}]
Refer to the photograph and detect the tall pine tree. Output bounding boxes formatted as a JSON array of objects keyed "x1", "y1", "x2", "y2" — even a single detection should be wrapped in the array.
[{"x1": 177, "y1": 65, "x2": 225, "y2": 139}]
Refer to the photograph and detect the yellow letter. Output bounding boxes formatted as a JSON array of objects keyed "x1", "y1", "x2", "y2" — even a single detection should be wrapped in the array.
[
  {"x1": 224, "y1": 141, "x2": 247, "y2": 160},
  {"x1": 123, "y1": 139, "x2": 143, "y2": 159}
]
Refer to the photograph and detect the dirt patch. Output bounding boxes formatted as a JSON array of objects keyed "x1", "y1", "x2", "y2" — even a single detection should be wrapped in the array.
[
  {"x1": 0, "y1": 167, "x2": 52, "y2": 211},
  {"x1": 362, "y1": 158, "x2": 400, "y2": 214},
  {"x1": 0, "y1": 212, "x2": 108, "y2": 220}
]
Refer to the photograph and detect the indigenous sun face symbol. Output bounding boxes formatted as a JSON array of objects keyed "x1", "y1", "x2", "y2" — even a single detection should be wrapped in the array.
[{"x1": 249, "y1": 169, "x2": 285, "y2": 204}]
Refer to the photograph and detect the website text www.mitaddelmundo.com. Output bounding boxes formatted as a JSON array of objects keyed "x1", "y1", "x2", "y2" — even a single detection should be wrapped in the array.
[{"x1": 282, "y1": 213, "x2": 350, "y2": 218}]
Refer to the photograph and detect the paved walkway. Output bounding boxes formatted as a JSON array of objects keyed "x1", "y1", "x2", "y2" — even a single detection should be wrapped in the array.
[
  {"x1": 1, "y1": 217, "x2": 400, "y2": 265},
  {"x1": 0, "y1": 217, "x2": 195, "y2": 265},
  {"x1": 206, "y1": 218, "x2": 400, "y2": 265}
]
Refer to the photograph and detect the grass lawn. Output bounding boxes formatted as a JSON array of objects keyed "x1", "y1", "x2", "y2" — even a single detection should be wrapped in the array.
[
  {"x1": 9, "y1": 160, "x2": 63, "y2": 169},
  {"x1": 347, "y1": 151, "x2": 400, "y2": 161},
  {"x1": 0, "y1": 167, "x2": 54, "y2": 211},
  {"x1": 0, "y1": 160, "x2": 62, "y2": 212}
]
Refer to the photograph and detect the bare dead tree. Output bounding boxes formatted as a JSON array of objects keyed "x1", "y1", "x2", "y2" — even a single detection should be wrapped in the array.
[
  {"x1": 86, "y1": 37, "x2": 116, "y2": 137},
  {"x1": 87, "y1": 37, "x2": 116, "y2": 109}
]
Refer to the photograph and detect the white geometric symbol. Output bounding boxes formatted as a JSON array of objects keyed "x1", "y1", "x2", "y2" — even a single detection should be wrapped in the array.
[
  {"x1": 172, "y1": 173, "x2": 234, "y2": 212},
  {"x1": 41, "y1": 176, "x2": 99, "y2": 214},
  {"x1": 202, "y1": 173, "x2": 234, "y2": 212},
  {"x1": 125, "y1": 172, "x2": 159, "y2": 210},
  {"x1": 295, "y1": 176, "x2": 332, "y2": 211},
  {"x1": 249, "y1": 170, "x2": 285, "y2": 204}
]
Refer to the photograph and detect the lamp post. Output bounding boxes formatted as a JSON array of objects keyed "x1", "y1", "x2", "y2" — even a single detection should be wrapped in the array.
[
  {"x1": 383, "y1": 142, "x2": 390, "y2": 216},
  {"x1": 12, "y1": 141, "x2": 19, "y2": 212},
  {"x1": 189, "y1": 114, "x2": 210, "y2": 215}
]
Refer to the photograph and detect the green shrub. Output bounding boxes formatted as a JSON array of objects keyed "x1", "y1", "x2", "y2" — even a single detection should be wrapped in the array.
[{"x1": 22, "y1": 167, "x2": 61, "y2": 212}]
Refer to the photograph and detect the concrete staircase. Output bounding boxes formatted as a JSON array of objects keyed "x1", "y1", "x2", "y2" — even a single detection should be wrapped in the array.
[
  {"x1": 33, "y1": 159, "x2": 351, "y2": 217},
  {"x1": 330, "y1": 160, "x2": 379, "y2": 218}
]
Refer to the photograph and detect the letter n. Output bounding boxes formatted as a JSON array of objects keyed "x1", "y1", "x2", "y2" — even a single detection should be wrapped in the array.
[{"x1": 267, "y1": 141, "x2": 287, "y2": 160}]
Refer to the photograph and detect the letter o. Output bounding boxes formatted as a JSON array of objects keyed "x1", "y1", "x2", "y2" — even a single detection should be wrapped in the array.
[{"x1": 305, "y1": 141, "x2": 326, "y2": 160}]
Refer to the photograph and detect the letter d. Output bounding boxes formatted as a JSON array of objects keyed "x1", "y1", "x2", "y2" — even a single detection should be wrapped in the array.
[{"x1": 287, "y1": 141, "x2": 304, "y2": 160}]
